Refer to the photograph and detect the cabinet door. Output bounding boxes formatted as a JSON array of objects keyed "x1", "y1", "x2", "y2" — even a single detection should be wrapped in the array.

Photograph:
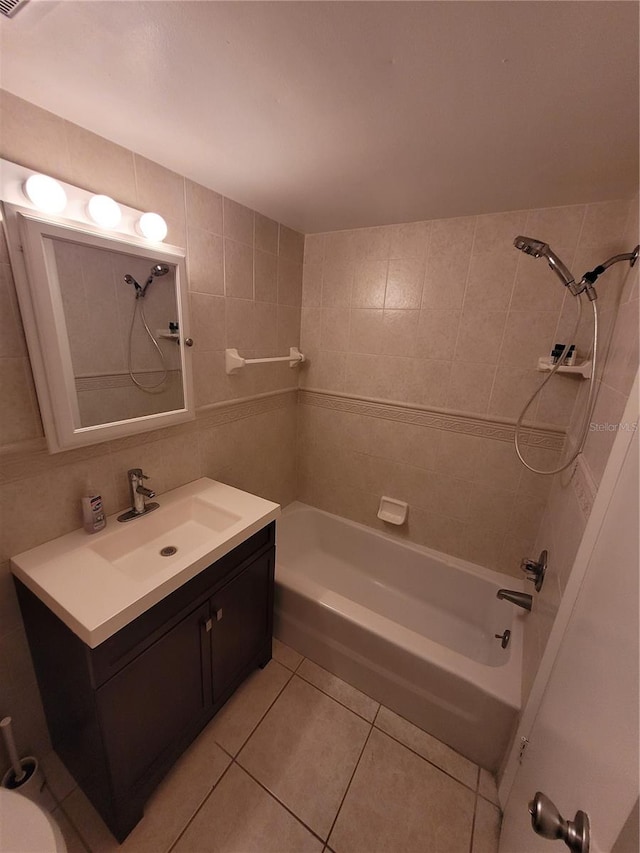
[
  {"x1": 97, "y1": 601, "x2": 211, "y2": 794},
  {"x1": 211, "y1": 550, "x2": 273, "y2": 700}
]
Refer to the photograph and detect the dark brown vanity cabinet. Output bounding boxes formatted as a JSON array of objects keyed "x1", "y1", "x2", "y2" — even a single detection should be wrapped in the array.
[{"x1": 16, "y1": 523, "x2": 275, "y2": 842}]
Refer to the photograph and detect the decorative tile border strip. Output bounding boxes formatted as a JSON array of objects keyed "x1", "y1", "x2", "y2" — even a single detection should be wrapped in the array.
[
  {"x1": 572, "y1": 456, "x2": 597, "y2": 519},
  {"x1": 299, "y1": 388, "x2": 566, "y2": 451},
  {"x1": 0, "y1": 388, "x2": 298, "y2": 484},
  {"x1": 196, "y1": 388, "x2": 297, "y2": 430},
  {"x1": 75, "y1": 370, "x2": 180, "y2": 392}
]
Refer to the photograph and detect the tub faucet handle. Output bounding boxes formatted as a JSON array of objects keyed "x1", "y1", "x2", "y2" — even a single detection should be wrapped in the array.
[{"x1": 521, "y1": 549, "x2": 547, "y2": 592}]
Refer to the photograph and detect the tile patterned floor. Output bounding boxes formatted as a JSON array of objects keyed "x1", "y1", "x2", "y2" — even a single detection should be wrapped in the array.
[{"x1": 40, "y1": 638, "x2": 501, "y2": 853}]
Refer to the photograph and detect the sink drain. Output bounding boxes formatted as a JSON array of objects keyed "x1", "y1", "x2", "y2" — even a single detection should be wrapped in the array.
[{"x1": 160, "y1": 546, "x2": 177, "y2": 557}]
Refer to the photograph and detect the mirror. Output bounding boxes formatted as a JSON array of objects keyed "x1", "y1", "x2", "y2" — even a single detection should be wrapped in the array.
[{"x1": 2, "y1": 203, "x2": 194, "y2": 452}]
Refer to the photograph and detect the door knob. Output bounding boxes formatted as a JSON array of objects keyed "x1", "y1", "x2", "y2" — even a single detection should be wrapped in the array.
[{"x1": 529, "y1": 792, "x2": 590, "y2": 853}]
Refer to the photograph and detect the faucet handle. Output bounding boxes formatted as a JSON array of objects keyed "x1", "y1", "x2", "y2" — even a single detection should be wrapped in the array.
[
  {"x1": 521, "y1": 549, "x2": 547, "y2": 592},
  {"x1": 127, "y1": 468, "x2": 150, "y2": 480}
]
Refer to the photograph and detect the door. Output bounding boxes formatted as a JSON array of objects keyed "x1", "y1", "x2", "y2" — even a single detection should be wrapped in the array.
[
  {"x1": 211, "y1": 550, "x2": 274, "y2": 700},
  {"x1": 499, "y1": 426, "x2": 639, "y2": 851},
  {"x1": 97, "y1": 600, "x2": 211, "y2": 793}
]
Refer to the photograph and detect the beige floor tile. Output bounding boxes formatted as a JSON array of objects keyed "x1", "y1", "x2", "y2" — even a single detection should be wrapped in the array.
[
  {"x1": 62, "y1": 730, "x2": 230, "y2": 852},
  {"x1": 173, "y1": 763, "x2": 322, "y2": 853},
  {"x1": 297, "y1": 659, "x2": 379, "y2": 722},
  {"x1": 329, "y1": 728, "x2": 475, "y2": 853},
  {"x1": 42, "y1": 750, "x2": 78, "y2": 804},
  {"x1": 208, "y1": 659, "x2": 292, "y2": 755},
  {"x1": 52, "y1": 807, "x2": 88, "y2": 853},
  {"x1": 472, "y1": 797, "x2": 501, "y2": 853},
  {"x1": 60, "y1": 789, "x2": 115, "y2": 852},
  {"x1": 375, "y1": 705, "x2": 478, "y2": 789},
  {"x1": 238, "y1": 676, "x2": 371, "y2": 839},
  {"x1": 273, "y1": 637, "x2": 304, "y2": 671},
  {"x1": 478, "y1": 768, "x2": 500, "y2": 805}
]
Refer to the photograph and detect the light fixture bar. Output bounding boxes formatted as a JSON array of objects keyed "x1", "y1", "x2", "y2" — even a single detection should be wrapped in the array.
[{"x1": 0, "y1": 159, "x2": 178, "y2": 248}]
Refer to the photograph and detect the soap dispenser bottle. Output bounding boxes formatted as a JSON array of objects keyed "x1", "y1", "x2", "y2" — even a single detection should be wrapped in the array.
[{"x1": 82, "y1": 485, "x2": 106, "y2": 534}]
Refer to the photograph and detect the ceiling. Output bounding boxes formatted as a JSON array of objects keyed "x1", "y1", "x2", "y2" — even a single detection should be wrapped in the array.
[{"x1": 1, "y1": 1, "x2": 638, "y2": 233}]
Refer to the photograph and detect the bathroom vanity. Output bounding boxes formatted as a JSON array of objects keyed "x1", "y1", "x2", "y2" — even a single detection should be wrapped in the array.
[{"x1": 11, "y1": 479, "x2": 279, "y2": 841}]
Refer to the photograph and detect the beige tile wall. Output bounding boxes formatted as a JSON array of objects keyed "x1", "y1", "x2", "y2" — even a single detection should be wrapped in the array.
[
  {"x1": 0, "y1": 91, "x2": 301, "y2": 760},
  {"x1": 298, "y1": 396, "x2": 559, "y2": 574},
  {"x1": 521, "y1": 198, "x2": 639, "y2": 705},
  {"x1": 301, "y1": 201, "x2": 631, "y2": 422},
  {"x1": 298, "y1": 199, "x2": 634, "y2": 578}
]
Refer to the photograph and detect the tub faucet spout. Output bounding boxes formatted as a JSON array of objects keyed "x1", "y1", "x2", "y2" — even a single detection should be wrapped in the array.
[{"x1": 497, "y1": 589, "x2": 533, "y2": 611}]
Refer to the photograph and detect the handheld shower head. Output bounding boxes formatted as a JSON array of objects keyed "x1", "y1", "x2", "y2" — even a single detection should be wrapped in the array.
[
  {"x1": 513, "y1": 236, "x2": 548, "y2": 258},
  {"x1": 514, "y1": 235, "x2": 579, "y2": 295}
]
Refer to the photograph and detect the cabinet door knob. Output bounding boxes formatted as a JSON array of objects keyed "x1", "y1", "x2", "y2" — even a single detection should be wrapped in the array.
[
  {"x1": 215, "y1": 608, "x2": 223, "y2": 621},
  {"x1": 202, "y1": 618, "x2": 212, "y2": 632}
]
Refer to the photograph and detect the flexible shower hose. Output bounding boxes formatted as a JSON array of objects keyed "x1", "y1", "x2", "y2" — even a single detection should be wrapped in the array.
[
  {"x1": 127, "y1": 297, "x2": 168, "y2": 392},
  {"x1": 514, "y1": 295, "x2": 598, "y2": 475}
]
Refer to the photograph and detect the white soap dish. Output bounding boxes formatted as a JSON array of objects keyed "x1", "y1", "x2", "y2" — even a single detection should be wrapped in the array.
[{"x1": 377, "y1": 496, "x2": 408, "y2": 526}]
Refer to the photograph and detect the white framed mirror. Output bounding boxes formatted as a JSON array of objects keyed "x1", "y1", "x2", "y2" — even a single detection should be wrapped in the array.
[{"x1": 1, "y1": 202, "x2": 195, "y2": 452}]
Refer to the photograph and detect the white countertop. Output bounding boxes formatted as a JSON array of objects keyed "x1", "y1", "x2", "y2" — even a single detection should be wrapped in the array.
[{"x1": 10, "y1": 478, "x2": 280, "y2": 648}]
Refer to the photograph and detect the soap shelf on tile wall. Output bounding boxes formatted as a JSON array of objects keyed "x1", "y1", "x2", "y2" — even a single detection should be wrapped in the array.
[
  {"x1": 537, "y1": 357, "x2": 592, "y2": 379},
  {"x1": 225, "y1": 347, "x2": 305, "y2": 374},
  {"x1": 156, "y1": 331, "x2": 181, "y2": 343}
]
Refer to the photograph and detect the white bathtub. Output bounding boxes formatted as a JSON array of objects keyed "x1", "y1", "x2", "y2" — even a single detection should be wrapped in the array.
[{"x1": 274, "y1": 502, "x2": 524, "y2": 773}]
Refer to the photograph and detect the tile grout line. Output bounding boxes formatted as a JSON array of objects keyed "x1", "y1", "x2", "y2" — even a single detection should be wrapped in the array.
[
  {"x1": 159, "y1": 662, "x2": 298, "y2": 853},
  {"x1": 292, "y1": 668, "x2": 379, "y2": 724},
  {"x1": 219, "y1": 656, "x2": 373, "y2": 845},
  {"x1": 323, "y1": 719, "x2": 375, "y2": 848},
  {"x1": 229, "y1": 665, "x2": 295, "y2": 758},
  {"x1": 278, "y1": 646, "x2": 485, "y2": 795},
  {"x1": 233, "y1": 758, "x2": 327, "y2": 847},
  {"x1": 166, "y1": 756, "x2": 237, "y2": 853},
  {"x1": 56, "y1": 797, "x2": 97, "y2": 853},
  {"x1": 371, "y1": 722, "x2": 481, "y2": 795},
  {"x1": 468, "y1": 788, "x2": 480, "y2": 853},
  {"x1": 218, "y1": 656, "x2": 377, "y2": 848}
]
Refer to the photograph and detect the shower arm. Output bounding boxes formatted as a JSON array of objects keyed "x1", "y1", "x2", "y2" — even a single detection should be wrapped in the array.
[{"x1": 577, "y1": 244, "x2": 640, "y2": 301}]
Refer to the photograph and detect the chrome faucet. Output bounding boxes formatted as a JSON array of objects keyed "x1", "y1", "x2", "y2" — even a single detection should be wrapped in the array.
[
  {"x1": 497, "y1": 589, "x2": 533, "y2": 611},
  {"x1": 117, "y1": 468, "x2": 159, "y2": 522}
]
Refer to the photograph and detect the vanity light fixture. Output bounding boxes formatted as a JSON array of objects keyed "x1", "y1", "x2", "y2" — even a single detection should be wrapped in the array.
[
  {"x1": 87, "y1": 194, "x2": 122, "y2": 229},
  {"x1": 137, "y1": 212, "x2": 168, "y2": 242},
  {"x1": 23, "y1": 174, "x2": 67, "y2": 214}
]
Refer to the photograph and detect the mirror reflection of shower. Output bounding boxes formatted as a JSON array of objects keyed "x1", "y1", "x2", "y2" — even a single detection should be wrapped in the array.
[
  {"x1": 124, "y1": 263, "x2": 171, "y2": 392},
  {"x1": 512, "y1": 236, "x2": 639, "y2": 475}
]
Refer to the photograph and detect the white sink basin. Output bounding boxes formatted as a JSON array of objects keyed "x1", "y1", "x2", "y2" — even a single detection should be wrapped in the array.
[
  {"x1": 90, "y1": 496, "x2": 241, "y2": 581},
  {"x1": 10, "y1": 478, "x2": 280, "y2": 647}
]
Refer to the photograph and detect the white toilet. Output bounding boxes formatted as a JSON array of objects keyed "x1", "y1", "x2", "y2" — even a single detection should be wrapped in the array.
[{"x1": 0, "y1": 787, "x2": 67, "y2": 852}]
